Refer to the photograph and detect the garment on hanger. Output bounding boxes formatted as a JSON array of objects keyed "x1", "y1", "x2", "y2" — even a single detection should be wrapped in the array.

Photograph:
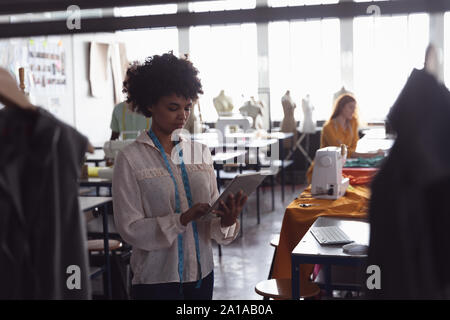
[
  {"x1": 0, "y1": 107, "x2": 91, "y2": 299},
  {"x1": 367, "y1": 68, "x2": 450, "y2": 299}
]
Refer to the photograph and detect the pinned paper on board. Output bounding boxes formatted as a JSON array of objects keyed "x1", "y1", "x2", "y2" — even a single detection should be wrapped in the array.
[
  {"x1": 89, "y1": 42, "x2": 110, "y2": 98},
  {"x1": 27, "y1": 38, "x2": 67, "y2": 95}
]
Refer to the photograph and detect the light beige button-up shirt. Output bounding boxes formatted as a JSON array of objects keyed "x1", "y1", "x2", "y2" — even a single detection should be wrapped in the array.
[{"x1": 112, "y1": 131, "x2": 239, "y2": 285}]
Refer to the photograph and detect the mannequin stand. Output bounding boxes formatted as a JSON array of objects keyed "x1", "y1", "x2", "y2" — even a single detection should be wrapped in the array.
[{"x1": 286, "y1": 131, "x2": 313, "y2": 165}]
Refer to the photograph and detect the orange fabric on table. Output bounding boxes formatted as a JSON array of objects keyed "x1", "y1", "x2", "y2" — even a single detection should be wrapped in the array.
[
  {"x1": 271, "y1": 185, "x2": 369, "y2": 288},
  {"x1": 342, "y1": 167, "x2": 378, "y2": 185}
]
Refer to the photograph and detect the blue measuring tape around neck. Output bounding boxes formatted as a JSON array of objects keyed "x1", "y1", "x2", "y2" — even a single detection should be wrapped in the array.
[{"x1": 147, "y1": 128, "x2": 202, "y2": 291}]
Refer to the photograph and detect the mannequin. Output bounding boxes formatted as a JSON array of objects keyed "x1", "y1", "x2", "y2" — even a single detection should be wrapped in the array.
[
  {"x1": 301, "y1": 94, "x2": 316, "y2": 134},
  {"x1": 333, "y1": 86, "x2": 353, "y2": 104},
  {"x1": 280, "y1": 90, "x2": 297, "y2": 149},
  {"x1": 213, "y1": 90, "x2": 234, "y2": 116},
  {"x1": 239, "y1": 96, "x2": 263, "y2": 129},
  {"x1": 280, "y1": 90, "x2": 296, "y2": 132}
]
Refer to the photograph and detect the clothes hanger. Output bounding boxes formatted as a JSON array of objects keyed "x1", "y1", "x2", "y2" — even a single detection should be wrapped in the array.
[
  {"x1": 0, "y1": 67, "x2": 94, "y2": 153},
  {"x1": 424, "y1": 44, "x2": 439, "y2": 79}
]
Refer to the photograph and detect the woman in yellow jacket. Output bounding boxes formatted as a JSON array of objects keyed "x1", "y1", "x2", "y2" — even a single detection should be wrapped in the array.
[{"x1": 306, "y1": 94, "x2": 383, "y2": 183}]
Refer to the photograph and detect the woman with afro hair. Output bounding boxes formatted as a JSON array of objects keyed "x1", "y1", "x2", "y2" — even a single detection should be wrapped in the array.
[{"x1": 112, "y1": 52, "x2": 247, "y2": 300}]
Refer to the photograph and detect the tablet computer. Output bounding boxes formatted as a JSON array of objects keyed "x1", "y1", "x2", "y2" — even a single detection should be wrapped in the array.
[{"x1": 209, "y1": 172, "x2": 268, "y2": 213}]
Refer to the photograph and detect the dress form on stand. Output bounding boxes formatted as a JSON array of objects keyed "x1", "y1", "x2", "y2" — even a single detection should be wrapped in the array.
[
  {"x1": 300, "y1": 95, "x2": 316, "y2": 167},
  {"x1": 280, "y1": 90, "x2": 297, "y2": 149},
  {"x1": 301, "y1": 95, "x2": 315, "y2": 134},
  {"x1": 284, "y1": 92, "x2": 314, "y2": 165}
]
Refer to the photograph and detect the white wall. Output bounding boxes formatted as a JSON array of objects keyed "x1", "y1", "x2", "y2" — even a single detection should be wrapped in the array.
[{"x1": 72, "y1": 32, "x2": 117, "y2": 146}]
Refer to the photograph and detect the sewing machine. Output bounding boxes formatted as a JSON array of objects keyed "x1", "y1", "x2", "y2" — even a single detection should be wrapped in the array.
[{"x1": 311, "y1": 145, "x2": 349, "y2": 200}]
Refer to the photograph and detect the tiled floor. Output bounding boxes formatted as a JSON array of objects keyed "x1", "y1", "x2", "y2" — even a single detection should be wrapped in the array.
[{"x1": 212, "y1": 183, "x2": 305, "y2": 300}]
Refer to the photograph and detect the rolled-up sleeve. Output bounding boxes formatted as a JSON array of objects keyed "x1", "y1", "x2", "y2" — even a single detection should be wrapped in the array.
[{"x1": 112, "y1": 151, "x2": 186, "y2": 251}]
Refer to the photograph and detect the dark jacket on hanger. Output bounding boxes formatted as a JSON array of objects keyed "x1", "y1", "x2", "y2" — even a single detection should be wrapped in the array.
[
  {"x1": 367, "y1": 69, "x2": 450, "y2": 299},
  {"x1": 0, "y1": 107, "x2": 91, "y2": 299}
]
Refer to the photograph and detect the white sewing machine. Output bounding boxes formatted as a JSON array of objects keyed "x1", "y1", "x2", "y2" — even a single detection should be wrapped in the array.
[{"x1": 311, "y1": 145, "x2": 349, "y2": 200}]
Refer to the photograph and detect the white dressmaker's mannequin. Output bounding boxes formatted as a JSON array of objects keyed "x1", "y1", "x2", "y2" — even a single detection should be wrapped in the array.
[
  {"x1": 213, "y1": 90, "x2": 234, "y2": 116},
  {"x1": 239, "y1": 96, "x2": 263, "y2": 129},
  {"x1": 301, "y1": 94, "x2": 316, "y2": 134}
]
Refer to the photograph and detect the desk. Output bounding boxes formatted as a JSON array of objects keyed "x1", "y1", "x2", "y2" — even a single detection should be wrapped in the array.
[
  {"x1": 212, "y1": 150, "x2": 247, "y2": 164},
  {"x1": 224, "y1": 131, "x2": 293, "y2": 141},
  {"x1": 263, "y1": 132, "x2": 294, "y2": 202},
  {"x1": 285, "y1": 127, "x2": 322, "y2": 164},
  {"x1": 271, "y1": 185, "x2": 369, "y2": 297},
  {"x1": 356, "y1": 137, "x2": 394, "y2": 154},
  {"x1": 79, "y1": 196, "x2": 113, "y2": 299},
  {"x1": 291, "y1": 216, "x2": 369, "y2": 299},
  {"x1": 85, "y1": 149, "x2": 106, "y2": 167},
  {"x1": 196, "y1": 132, "x2": 295, "y2": 201},
  {"x1": 212, "y1": 150, "x2": 271, "y2": 225},
  {"x1": 200, "y1": 139, "x2": 278, "y2": 151},
  {"x1": 212, "y1": 150, "x2": 247, "y2": 184},
  {"x1": 79, "y1": 177, "x2": 112, "y2": 196}
]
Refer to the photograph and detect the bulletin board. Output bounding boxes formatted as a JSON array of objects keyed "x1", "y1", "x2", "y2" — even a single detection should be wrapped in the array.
[
  {"x1": 0, "y1": 37, "x2": 68, "y2": 114},
  {"x1": 0, "y1": 37, "x2": 67, "y2": 96},
  {"x1": 28, "y1": 38, "x2": 67, "y2": 95}
]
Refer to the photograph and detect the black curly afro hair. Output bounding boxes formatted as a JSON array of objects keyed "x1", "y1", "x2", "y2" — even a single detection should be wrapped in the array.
[{"x1": 123, "y1": 52, "x2": 203, "y2": 117}]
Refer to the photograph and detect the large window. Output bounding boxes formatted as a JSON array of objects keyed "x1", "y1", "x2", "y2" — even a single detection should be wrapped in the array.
[
  {"x1": 268, "y1": 18, "x2": 341, "y2": 122},
  {"x1": 114, "y1": 4, "x2": 177, "y2": 17},
  {"x1": 268, "y1": 0, "x2": 338, "y2": 6},
  {"x1": 114, "y1": 4, "x2": 179, "y2": 63},
  {"x1": 353, "y1": 13, "x2": 429, "y2": 122},
  {"x1": 188, "y1": 0, "x2": 255, "y2": 12},
  {"x1": 189, "y1": 24, "x2": 258, "y2": 122},
  {"x1": 116, "y1": 28, "x2": 179, "y2": 63}
]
